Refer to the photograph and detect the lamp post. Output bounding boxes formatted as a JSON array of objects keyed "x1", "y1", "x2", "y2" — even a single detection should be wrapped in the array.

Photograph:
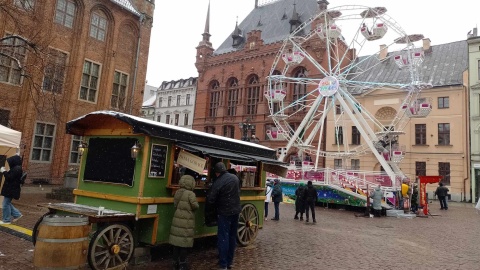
[{"x1": 239, "y1": 120, "x2": 255, "y2": 141}]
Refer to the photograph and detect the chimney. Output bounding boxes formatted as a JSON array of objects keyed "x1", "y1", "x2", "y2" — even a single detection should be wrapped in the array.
[
  {"x1": 474, "y1": 27, "x2": 478, "y2": 37},
  {"x1": 379, "y1": 44, "x2": 388, "y2": 60},
  {"x1": 422, "y1": 38, "x2": 431, "y2": 52}
]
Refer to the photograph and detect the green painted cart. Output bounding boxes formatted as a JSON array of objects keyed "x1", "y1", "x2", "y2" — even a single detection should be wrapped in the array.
[{"x1": 33, "y1": 111, "x2": 286, "y2": 270}]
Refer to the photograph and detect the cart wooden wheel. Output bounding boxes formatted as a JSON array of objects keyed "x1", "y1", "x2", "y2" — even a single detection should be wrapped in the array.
[
  {"x1": 87, "y1": 223, "x2": 134, "y2": 270},
  {"x1": 237, "y1": 203, "x2": 259, "y2": 246}
]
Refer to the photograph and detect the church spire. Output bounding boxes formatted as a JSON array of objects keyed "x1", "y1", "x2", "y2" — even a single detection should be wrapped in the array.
[{"x1": 202, "y1": 0, "x2": 211, "y2": 43}]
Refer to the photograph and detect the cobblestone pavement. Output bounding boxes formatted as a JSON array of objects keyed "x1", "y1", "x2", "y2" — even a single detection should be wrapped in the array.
[{"x1": 1, "y1": 185, "x2": 480, "y2": 269}]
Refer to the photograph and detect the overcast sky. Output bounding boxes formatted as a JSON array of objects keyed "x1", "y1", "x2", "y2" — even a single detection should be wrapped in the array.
[{"x1": 145, "y1": 0, "x2": 479, "y2": 88}]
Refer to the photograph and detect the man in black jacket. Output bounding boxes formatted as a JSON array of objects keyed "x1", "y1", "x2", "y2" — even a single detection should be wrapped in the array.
[
  {"x1": 207, "y1": 162, "x2": 241, "y2": 270},
  {"x1": 305, "y1": 180, "x2": 318, "y2": 223},
  {"x1": 1, "y1": 155, "x2": 23, "y2": 224},
  {"x1": 435, "y1": 182, "x2": 449, "y2": 210},
  {"x1": 271, "y1": 179, "x2": 283, "y2": 220}
]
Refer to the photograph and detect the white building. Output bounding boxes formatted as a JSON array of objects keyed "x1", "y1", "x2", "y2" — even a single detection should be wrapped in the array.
[
  {"x1": 142, "y1": 78, "x2": 197, "y2": 128},
  {"x1": 468, "y1": 27, "x2": 480, "y2": 203},
  {"x1": 141, "y1": 84, "x2": 157, "y2": 121}
]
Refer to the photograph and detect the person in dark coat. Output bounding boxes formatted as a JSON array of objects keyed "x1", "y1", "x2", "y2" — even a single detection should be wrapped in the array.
[
  {"x1": 207, "y1": 162, "x2": 241, "y2": 270},
  {"x1": 410, "y1": 184, "x2": 419, "y2": 213},
  {"x1": 1, "y1": 155, "x2": 23, "y2": 224},
  {"x1": 304, "y1": 180, "x2": 318, "y2": 223},
  {"x1": 294, "y1": 182, "x2": 306, "y2": 220},
  {"x1": 435, "y1": 182, "x2": 449, "y2": 210},
  {"x1": 271, "y1": 179, "x2": 283, "y2": 221},
  {"x1": 169, "y1": 175, "x2": 199, "y2": 270},
  {"x1": 370, "y1": 186, "x2": 383, "y2": 217}
]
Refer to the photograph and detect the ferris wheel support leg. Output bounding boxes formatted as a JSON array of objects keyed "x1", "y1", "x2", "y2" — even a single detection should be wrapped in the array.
[
  {"x1": 336, "y1": 94, "x2": 397, "y2": 186},
  {"x1": 279, "y1": 95, "x2": 324, "y2": 162}
]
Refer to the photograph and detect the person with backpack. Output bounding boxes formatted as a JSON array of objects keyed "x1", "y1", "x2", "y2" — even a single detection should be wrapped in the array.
[
  {"x1": 294, "y1": 182, "x2": 306, "y2": 220},
  {"x1": 271, "y1": 179, "x2": 283, "y2": 221},
  {"x1": 0, "y1": 155, "x2": 23, "y2": 224},
  {"x1": 304, "y1": 181, "x2": 318, "y2": 223}
]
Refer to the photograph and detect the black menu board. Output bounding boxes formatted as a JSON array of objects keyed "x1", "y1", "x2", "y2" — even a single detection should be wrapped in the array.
[{"x1": 149, "y1": 144, "x2": 168, "y2": 178}]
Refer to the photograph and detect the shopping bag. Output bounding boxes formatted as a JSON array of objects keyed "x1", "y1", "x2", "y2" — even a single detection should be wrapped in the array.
[{"x1": 475, "y1": 199, "x2": 480, "y2": 214}]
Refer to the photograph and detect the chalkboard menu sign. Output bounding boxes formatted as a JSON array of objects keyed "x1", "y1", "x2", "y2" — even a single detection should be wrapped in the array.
[{"x1": 149, "y1": 144, "x2": 168, "y2": 178}]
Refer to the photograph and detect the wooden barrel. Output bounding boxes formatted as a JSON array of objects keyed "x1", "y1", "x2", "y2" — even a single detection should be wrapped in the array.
[{"x1": 33, "y1": 215, "x2": 90, "y2": 269}]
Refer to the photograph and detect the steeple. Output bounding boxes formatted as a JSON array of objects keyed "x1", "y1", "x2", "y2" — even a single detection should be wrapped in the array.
[
  {"x1": 289, "y1": 2, "x2": 301, "y2": 33},
  {"x1": 196, "y1": 1, "x2": 214, "y2": 74},
  {"x1": 200, "y1": 1, "x2": 212, "y2": 46}
]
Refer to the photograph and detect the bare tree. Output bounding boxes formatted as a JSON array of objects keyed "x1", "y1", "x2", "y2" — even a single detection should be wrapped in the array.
[{"x1": 1, "y1": 0, "x2": 71, "y2": 123}]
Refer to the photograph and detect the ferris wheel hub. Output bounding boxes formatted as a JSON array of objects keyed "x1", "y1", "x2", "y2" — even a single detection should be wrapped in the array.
[{"x1": 317, "y1": 76, "x2": 339, "y2": 97}]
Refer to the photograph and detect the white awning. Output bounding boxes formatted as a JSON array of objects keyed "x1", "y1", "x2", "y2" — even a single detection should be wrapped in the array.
[{"x1": 0, "y1": 124, "x2": 21, "y2": 157}]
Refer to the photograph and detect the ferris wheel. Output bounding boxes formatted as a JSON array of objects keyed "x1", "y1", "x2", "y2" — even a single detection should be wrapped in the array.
[{"x1": 266, "y1": 5, "x2": 431, "y2": 181}]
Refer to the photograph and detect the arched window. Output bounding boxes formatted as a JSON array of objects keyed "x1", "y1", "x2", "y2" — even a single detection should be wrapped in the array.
[
  {"x1": 90, "y1": 9, "x2": 108, "y2": 41},
  {"x1": 292, "y1": 67, "x2": 307, "y2": 111},
  {"x1": 227, "y1": 78, "x2": 239, "y2": 116},
  {"x1": 246, "y1": 75, "x2": 260, "y2": 115},
  {"x1": 209, "y1": 80, "x2": 220, "y2": 117}
]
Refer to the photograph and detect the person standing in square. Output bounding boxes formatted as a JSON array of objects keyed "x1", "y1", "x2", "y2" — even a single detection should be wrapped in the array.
[
  {"x1": 0, "y1": 155, "x2": 23, "y2": 224},
  {"x1": 207, "y1": 162, "x2": 241, "y2": 270}
]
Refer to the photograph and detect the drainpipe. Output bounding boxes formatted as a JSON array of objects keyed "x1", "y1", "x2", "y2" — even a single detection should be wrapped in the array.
[
  {"x1": 464, "y1": 82, "x2": 470, "y2": 202},
  {"x1": 129, "y1": 14, "x2": 145, "y2": 114}
]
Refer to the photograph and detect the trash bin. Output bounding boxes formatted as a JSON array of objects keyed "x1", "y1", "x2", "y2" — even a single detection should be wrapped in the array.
[{"x1": 33, "y1": 215, "x2": 90, "y2": 269}]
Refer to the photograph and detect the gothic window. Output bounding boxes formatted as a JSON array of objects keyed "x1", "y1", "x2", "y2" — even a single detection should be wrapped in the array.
[
  {"x1": 209, "y1": 80, "x2": 220, "y2": 117},
  {"x1": 246, "y1": 75, "x2": 260, "y2": 115},
  {"x1": 292, "y1": 67, "x2": 307, "y2": 111},
  {"x1": 90, "y1": 10, "x2": 108, "y2": 41},
  {"x1": 227, "y1": 78, "x2": 239, "y2": 116}
]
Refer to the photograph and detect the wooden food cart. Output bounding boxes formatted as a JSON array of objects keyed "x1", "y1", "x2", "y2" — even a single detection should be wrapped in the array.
[{"x1": 33, "y1": 111, "x2": 286, "y2": 270}]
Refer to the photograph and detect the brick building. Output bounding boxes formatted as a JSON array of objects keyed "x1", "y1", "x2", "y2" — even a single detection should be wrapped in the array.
[
  {"x1": 0, "y1": 0, "x2": 154, "y2": 184},
  {"x1": 193, "y1": 0, "x2": 330, "y2": 166}
]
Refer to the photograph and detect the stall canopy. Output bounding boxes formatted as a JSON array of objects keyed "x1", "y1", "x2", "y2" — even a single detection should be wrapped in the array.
[
  {"x1": 66, "y1": 111, "x2": 288, "y2": 177},
  {"x1": 0, "y1": 124, "x2": 21, "y2": 157}
]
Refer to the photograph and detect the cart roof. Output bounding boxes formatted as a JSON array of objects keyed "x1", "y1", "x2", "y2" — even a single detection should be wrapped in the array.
[{"x1": 66, "y1": 111, "x2": 283, "y2": 163}]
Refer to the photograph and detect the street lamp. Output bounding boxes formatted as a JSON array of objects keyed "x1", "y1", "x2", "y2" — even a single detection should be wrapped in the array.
[{"x1": 239, "y1": 120, "x2": 255, "y2": 141}]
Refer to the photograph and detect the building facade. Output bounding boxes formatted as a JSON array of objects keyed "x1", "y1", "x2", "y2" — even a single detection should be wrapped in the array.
[
  {"x1": 468, "y1": 27, "x2": 480, "y2": 203},
  {"x1": 146, "y1": 77, "x2": 197, "y2": 129},
  {"x1": 324, "y1": 39, "x2": 469, "y2": 201},
  {"x1": 193, "y1": 0, "x2": 330, "y2": 166},
  {"x1": 0, "y1": 0, "x2": 154, "y2": 184},
  {"x1": 141, "y1": 84, "x2": 157, "y2": 121}
]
